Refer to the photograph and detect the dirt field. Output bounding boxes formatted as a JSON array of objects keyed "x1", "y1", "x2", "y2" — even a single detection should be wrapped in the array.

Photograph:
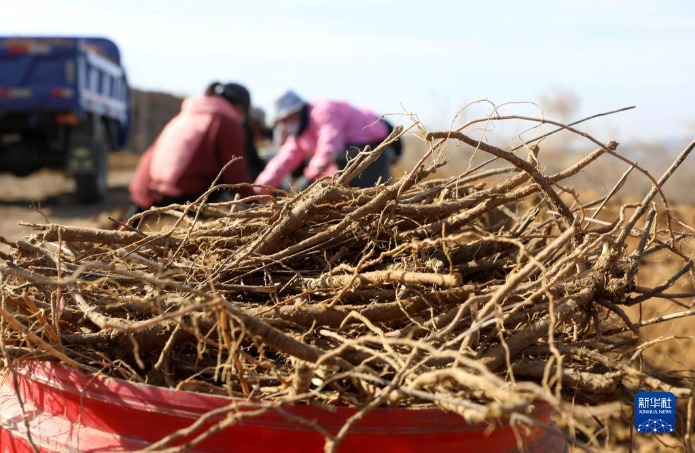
[{"x1": 0, "y1": 155, "x2": 136, "y2": 251}]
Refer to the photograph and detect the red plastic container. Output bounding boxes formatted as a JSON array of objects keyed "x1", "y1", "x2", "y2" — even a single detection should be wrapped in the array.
[{"x1": 0, "y1": 362, "x2": 567, "y2": 452}]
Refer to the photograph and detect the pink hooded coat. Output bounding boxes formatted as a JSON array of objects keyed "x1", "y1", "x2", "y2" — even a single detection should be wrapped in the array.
[
  {"x1": 254, "y1": 100, "x2": 388, "y2": 192},
  {"x1": 129, "y1": 95, "x2": 253, "y2": 208}
]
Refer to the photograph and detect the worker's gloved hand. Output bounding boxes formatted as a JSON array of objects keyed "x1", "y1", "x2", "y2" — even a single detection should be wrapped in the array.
[{"x1": 293, "y1": 176, "x2": 311, "y2": 192}]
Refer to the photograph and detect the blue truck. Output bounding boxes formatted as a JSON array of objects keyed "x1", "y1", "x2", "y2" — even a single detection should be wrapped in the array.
[{"x1": 0, "y1": 36, "x2": 130, "y2": 202}]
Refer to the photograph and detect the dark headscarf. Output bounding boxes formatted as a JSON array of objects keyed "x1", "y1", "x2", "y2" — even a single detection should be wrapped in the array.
[{"x1": 205, "y1": 81, "x2": 251, "y2": 113}]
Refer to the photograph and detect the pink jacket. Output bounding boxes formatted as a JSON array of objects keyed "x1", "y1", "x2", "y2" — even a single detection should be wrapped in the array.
[
  {"x1": 254, "y1": 100, "x2": 388, "y2": 191},
  {"x1": 129, "y1": 95, "x2": 253, "y2": 208}
]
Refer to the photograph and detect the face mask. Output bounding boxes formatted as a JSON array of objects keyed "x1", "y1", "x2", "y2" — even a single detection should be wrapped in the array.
[
  {"x1": 283, "y1": 119, "x2": 301, "y2": 137},
  {"x1": 274, "y1": 119, "x2": 302, "y2": 146}
]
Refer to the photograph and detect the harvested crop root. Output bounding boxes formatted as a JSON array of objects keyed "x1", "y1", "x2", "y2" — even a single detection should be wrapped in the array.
[{"x1": 2, "y1": 113, "x2": 695, "y2": 452}]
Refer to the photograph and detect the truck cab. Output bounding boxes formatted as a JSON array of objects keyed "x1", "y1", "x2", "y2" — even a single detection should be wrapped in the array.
[{"x1": 0, "y1": 36, "x2": 130, "y2": 202}]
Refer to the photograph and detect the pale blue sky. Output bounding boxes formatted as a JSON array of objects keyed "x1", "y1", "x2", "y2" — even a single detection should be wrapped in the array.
[{"x1": 4, "y1": 0, "x2": 694, "y2": 143}]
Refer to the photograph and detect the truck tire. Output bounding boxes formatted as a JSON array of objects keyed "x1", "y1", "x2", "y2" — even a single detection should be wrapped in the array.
[{"x1": 71, "y1": 117, "x2": 108, "y2": 203}]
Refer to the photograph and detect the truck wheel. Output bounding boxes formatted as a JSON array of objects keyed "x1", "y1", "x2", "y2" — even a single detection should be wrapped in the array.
[{"x1": 72, "y1": 118, "x2": 108, "y2": 203}]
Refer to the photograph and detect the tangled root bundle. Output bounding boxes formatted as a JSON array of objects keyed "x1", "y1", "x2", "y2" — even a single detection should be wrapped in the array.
[{"x1": 2, "y1": 111, "x2": 695, "y2": 451}]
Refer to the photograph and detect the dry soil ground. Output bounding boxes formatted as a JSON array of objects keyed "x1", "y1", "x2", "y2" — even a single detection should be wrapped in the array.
[{"x1": 0, "y1": 154, "x2": 137, "y2": 252}]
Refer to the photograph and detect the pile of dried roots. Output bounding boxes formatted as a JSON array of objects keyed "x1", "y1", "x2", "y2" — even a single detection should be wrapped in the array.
[{"x1": 2, "y1": 113, "x2": 695, "y2": 450}]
